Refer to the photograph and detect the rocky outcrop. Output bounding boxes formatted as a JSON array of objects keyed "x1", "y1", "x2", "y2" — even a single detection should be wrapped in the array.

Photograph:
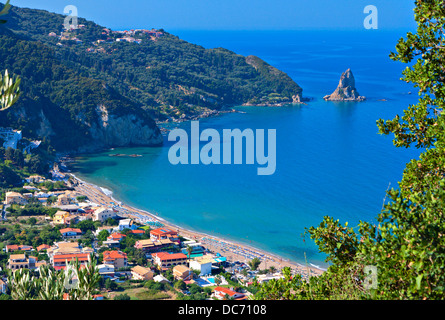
[
  {"x1": 76, "y1": 105, "x2": 163, "y2": 153},
  {"x1": 36, "y1": 109, "x2": 55, "y2": 138},
  {"x1": 324, "y1": 69, "x2": 365, "y2": 102}
]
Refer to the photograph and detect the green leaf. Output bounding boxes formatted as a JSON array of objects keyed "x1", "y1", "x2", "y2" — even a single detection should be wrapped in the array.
[{"x1": 416, "y1": 274, "x2": 423, "y2": 290}]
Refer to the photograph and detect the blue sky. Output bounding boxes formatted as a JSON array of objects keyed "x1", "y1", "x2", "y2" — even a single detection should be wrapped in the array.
[{"x1": 10, "y1": 0, "x2": 416, "y2": 31}]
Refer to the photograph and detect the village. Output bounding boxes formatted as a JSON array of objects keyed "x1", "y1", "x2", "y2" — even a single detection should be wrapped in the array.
[
  {"x1": 0, "y1": 167, "x2": 313, "y2": 300},
  {"x1": 48, "y1": 24, "x2": 164, "y2": 53}
]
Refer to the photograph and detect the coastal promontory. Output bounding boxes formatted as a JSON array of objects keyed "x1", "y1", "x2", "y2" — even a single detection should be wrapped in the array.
[
  {"x1": 323, "y1": 68, "x2": 366, "y2": 102},
  {"x1": 0, "y1": 4, "x2": 305, "y2": 153}
]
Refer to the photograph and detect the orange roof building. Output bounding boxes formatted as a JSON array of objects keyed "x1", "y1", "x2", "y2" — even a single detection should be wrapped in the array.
[
  {"x1": 130, "y1": 229, "x2": 145, "y2": 235},
  {"x1": 51, "y1": 253, "x2": 91, "y2": 270},
  {"x1": 134, "y1": 238, "x2": 175, "y2": 253},
  {"x1": 107, "y1": 232, "x2": 126, "y2": 242},
  {"x1": 150, "y1": 228, "x2": 179, "y2": 242},
  {"x1": 59, "y1": 228, "x2": 82, "y2": 234},
  {"x1": 152, "y1": 251, "x2": 187, "y2": 270},
  {"x1": 102, "y1": 250, "x2": 128, "y2": 268},
  {"x1": 59, "y1": 228, "x2": 83, "y2": 240},
  {"x1": 213, "y1": 286, "x2": 246, "y2": 300},
  {"x1": 5, "y1": 244, "x2": 33, "y2": 253},
  {"x1": 37, "y1": 244, "x2": 51, "y2": 252}
]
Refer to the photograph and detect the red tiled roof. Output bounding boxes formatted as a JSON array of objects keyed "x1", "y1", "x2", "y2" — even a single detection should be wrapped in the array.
[
  {"x1": 53, "y1": 253, "x2": 90, "y2": 263},
  {"x1": 6, "y1": 244, "x2": 33, "y2": 251},
  {"x1": 214, "y1": 286, "x2": 241, "y2": 297},
  {"x1": 37, "y1": 244, "x2": 51, "y2": 251},
  {"x1": 152, "y1": 252, "x2": 187, "y2": 261},
  {"x1": 108, "y1": 233, "x2": 126, "y2": 240},
  {"x1": 59, "y1": 228, "x2": 82, "y2": 234},
  {"x1": 130, "y1": 230, "x2": 145, "y2": 234},
  {"x1": 103, "y1": 250, "x2": 127, "y2": 260},
  {"x1": 150, "y1": 228, "x2": 177, "y2": 236}
]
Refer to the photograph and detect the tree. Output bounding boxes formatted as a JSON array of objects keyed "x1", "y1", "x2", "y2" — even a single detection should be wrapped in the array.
[
  {"x1": 187, "y1": 283, "x2": 203, "y2": 295},
  {"x1": 75, "y1": 219, "x2": 96, "y2": 233},
  {"x1": 6, "y1": 255, "x2": 101, "y2": 300},
  {"x1": 114, "y1": 293, "x2": 130, "y2": 300},
  {"x1": 97, "y1": 229, "x2": 109, "y2": 242},
  {"x1": 174, "y1": 279, "x2": 187, "y2": 291},
  {"x1": 104, "y1": 278, "x2": 117, "y2": 291},
  {"x1": 254, "y1": 0, "x2": 445, "y2": 300},
  {"x1": 214, "y1": 275, "x2": 222, "y2": 286},
  {"x1": 248, "y1": 257, "x2": 261, "y2": 271},
  {"x1": 27, "y1": 217, "x2": 37, "y2": 226},
  {"x1": 46, "y1": 196, "x2": 57, "y2": 205},
  {"x1": 186, "y1": 245, "x2": 192, "y2": 260}
]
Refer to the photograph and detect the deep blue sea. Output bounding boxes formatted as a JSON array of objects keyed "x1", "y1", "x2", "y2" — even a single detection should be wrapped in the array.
[{"x1": 71, "y1": 30, "x2": 422, "y2": 269}]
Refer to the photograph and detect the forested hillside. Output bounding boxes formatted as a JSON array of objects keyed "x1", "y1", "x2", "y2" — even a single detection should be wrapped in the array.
[{"x1": 0, "y1": 3, "x2": 303, "y2": 153}]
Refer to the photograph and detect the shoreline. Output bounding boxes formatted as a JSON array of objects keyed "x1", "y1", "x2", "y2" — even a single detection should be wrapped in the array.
[{"x1": 69, "y1": 172, "x2": 326, "y2": 278}]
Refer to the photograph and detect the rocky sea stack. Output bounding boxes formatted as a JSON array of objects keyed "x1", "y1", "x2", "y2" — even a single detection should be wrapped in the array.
[{"x1": 324, "y1": 69, "x2": 366, "y2": 102}]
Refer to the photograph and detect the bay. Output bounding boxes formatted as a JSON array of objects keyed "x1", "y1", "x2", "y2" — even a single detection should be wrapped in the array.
[{"x1": 71, "y1": 29, "x2": 422, "y2": 268}]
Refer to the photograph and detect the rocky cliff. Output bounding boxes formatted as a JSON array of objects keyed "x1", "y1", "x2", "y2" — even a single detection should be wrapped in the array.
[
  {"x1": 1, "y1": 100, "x2": 163, "y2": 153},
  {"x1": 323, "y1": 69, "x2": 366, "y2": 102},
  {"x1": 82, "y1": 105, "x2": 163, "y2": 153}
]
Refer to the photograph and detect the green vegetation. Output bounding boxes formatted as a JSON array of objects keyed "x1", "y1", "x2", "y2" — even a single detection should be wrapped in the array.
[
  {"x1": 0, "y1": 146, "x2": 51, "y2": 188},
  {"x1": 247, "y1": 257, "x2": 261, "y2": 271},
  {"x1": 253, "y1": 0, "x2": 445, "y2": 300},
  {"x1": 0, "y1": 3, "x2": 302, "y2": 153},
  {"x1": 0, "y1": 218, "x2": 62, "y2": 259},
  {"x1": 113, "y1": 293, "x2": 131, "y2": 300},
  {"x1": 38, "y1": 180, "x2": 69, "y2": 191},
  {"x1": 6, "y1": 255, "x2": 101, "y2": 300},
  {"x1": 6, "y1": 203, "x2": 58, "y2": 217},
  {"x1": 0, "y1": 1, "x2": 44, "y2": 188}
]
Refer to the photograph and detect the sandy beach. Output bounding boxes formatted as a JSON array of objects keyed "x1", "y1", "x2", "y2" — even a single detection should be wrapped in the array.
[{"x1": 71, "y1": 174, "x2": 324, "y2": 279}]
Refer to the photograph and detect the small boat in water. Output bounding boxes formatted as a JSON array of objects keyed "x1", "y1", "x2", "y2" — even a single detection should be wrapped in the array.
[{"x1": 108, "y1": 154, "x2": 142, "y2": 158}]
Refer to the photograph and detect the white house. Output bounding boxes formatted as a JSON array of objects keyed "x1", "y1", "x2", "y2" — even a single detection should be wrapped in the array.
[
  {"x1": 97, "y1": 264, "x2": 115, "y2": 277},
  {"x1": 153, "y1": 274, "x2": 170, "y2": 284},
  {"x1": 23, "y1": 186, "x2": 39, "y2": 192},
  {"x1": 189, "y1": 256, "x2": 213, "y2": 276},
  {"x1": 0, "y1": 128, "x2": 22, "y2": 149},
  {"x1": 256, "y1": 273, "x2": 285, "y2": 284},
  {"x1": 4, "y1": 192, "x2": 27, "y2": 205},
  {"x1": 93, "y1": 207, "x2": 117, "y2": 222},
  {"x1": 59, "y1": 228, "x2": 83, "y2": 240},
  {"x1": 34, "y1": 192, "x2": 51, "y2": 198},
  {"x1": 118, "y1": 218, "x2": 133, "y2": 231}
]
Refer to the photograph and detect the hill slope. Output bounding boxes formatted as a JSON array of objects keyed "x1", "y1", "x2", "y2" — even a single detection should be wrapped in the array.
[{"x1": 0, "y1": 3, "x2": 304, "y2": 152}]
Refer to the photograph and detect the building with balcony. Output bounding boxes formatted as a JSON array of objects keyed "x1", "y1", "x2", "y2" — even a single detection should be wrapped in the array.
[
  {"x1": 102, "y1": 250, "x2": 128, "y2": 269},
  {"x1": 152, "y1": 252, "x2": 188, "y2": 270}
]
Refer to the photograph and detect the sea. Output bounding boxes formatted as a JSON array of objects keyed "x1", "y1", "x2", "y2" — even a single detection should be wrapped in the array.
[{"x1": 70, "y1": 29, "x2": 423, "y2": 269}]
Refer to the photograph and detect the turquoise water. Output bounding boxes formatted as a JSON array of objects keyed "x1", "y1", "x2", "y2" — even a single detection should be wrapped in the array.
[{"x1": 70, "y1": 30, "x2": 422, "y2": 269}]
